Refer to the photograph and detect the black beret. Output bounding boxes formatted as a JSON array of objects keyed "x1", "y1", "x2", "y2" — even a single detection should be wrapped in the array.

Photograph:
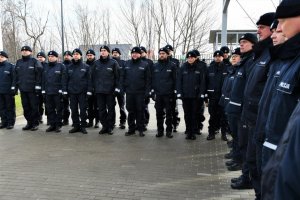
[
  {"x1": 37, "y1": 52, "x2": 46, "y2": 58},
  {"x1": 63, "y1": 51, "x2": 72, "y2": 57},
  {"x1": 256, "y1": 12, "x2": 275, "y2": 26},
  {"x1": 21, "y1": 46, "x2": 32, "y2": 52},
  {"x1": 0, "y1": 51, "x2": 8, "y2": 58},
  {"x1": 231, "y1": 48, "x2": 241, "y2": 56},
  {"x1": 276, "y1": 0, "x2": 300, "y2": 19},
  {"x1": 86, "y1": 49, "x2": 95, "y2": 56},
  {"x1": 158, "y1": 47, "x2": 169, "y2": 54},
  {"x1": 192, "y1": 49, "x2": 200, "y2": 57},
  {"x1": 48, "y1": 50, "x2": 58, "y2": 57},
  {"x1": 270, "y1": 19, "x2": 279, "y2": 30},
  {"x1": 220, "y1": 46, "x2": 230, "y2": 54},
  {"x1": 165, "y1": 44, "x2": 174, "y2": 51},
  {"x1": 112, "y1": 48, "x2": 121, "y2": 55},
  {"x1": 239, "y1": 33, "x2": 258, "y2": 44},
  {"x1": 140, "y1": 46, "x2": 147, "y2": 53},
  {"x1": 72, "y1": 48, "x2": 82, "y2": 56},
  {"x1": 131, "y1": 46, "x2": 142, "y2": 54},
  {"x1": 213, "y1": 50, "x2": 224, "y2": 57},
  {"x1": 186, "y1": 51, "x2": 197, "y2": 58},
  {"x1": 100, "y1": 45, "x2": 110, "y2": 53}
]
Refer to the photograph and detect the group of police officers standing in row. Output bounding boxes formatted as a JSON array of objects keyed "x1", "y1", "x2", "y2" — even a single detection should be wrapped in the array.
[{"x1": 0, "y1": 0, "x2": 300, "y2": 199}]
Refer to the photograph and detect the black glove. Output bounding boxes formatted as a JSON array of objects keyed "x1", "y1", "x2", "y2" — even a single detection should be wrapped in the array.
[
  {"x1": 11, "y1": 89, "x2": 16, "y2": 96},
  {"x1": 62, "y1": 92, "x2": 68, "y2": 100},
  {"x1": 113, "y1": 88, "x2": 120, "y2": 96}
]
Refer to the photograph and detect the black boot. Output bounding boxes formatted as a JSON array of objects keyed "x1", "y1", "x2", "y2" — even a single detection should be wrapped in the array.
[
  {"x1": 139, "y1": 131, "x2": 145, "y2": 137},
  {"x1": 231, "y1": 179, "x2": 253, "y2": 189},
  {"x1": 22, "y1": 124, "x2": 32, "y2": 130},
  {"x1": 69, "y1": 126, "x2": 81, "y2": 133},
  {"x1": 125, "y1": 130, "x2": 135, "y2": 136},
  {"x1": 221, "y1": 133, "x2": 228, "y2": 141},
  {"x1": 46, "y1": 126, "x2": 56, "y2": 132},
  {"x1": 166, "y1": 132, "x2": 173, "y2": 138},
  {"x1": 206, "y1": 134, "x2": 215, "y2": 140},
  {"x1": 55, "y1": 126, "x2": 62, "y2": 133},
  {"x1": 119, "y1": 122, "x2": 126, "y2": 129},
  {"x1": 155, "y1": 131, "x2": 164, "y2": 138},
  {"x1": 81, "y1": 127, "x2": 88, "y2": 134}
]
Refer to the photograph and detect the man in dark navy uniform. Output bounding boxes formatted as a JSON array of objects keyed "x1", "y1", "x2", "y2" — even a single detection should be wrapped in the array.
[
  {"x1": 15, "y1": 46, "x2": 43, "y2": 131},
  {"x1": 0, "y1": 51, "x2": 16, "y2": 129},
  {"x1": 151, "y1": 47, "x2": 177, "y2": 138},
  {"x1": 121, "y1": 47, "x2": 151, "y2": 137},
  {"x1": 112, "y1": 48, "x2": 127, "y2": 129},
  {"x1": 67, "y1": 48, "x2": 91, "y2": 134},
  {"x1": 165, "y1": 44, "x2": 181, "y2": 132},
  {"x1": 85, "y1": 49, "x2": 99, "y2": 128},
  {"x1": 62, "y1": 51, "x2": 72, "y2": 126},
  {"x1": 91, "y1": 46, "x2": 120, "y2": 135},
  {"x1": 177, "y1": 51, "x2": 206, "y2": 140},
  {"x1": 42, "y1": 51, "x2": 67, "y2": 133},
  {"x1": 36, "y1": 52, "x2": 47, "y2": 124}
]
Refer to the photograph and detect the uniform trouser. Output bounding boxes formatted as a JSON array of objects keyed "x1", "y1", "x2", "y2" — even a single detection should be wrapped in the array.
[
  {"x1": 182, "y1": 98, "x2": 198, "y2": 136},
  {"x1": 116, "y1": 93, "x2": 127, "y2": 124},
  {"x1": 38, "y1": 93, "x2": 45, "y2": 120},
  {"x1": 126, "y1": 94, "x2": 145, "y2": 132},
  {"x1": 69, "y1": 93, "x2": 87, "y2": 128},
  {"x1": 171, "y1": 95, "x2": 180, "y2": 128},
  {"x1": 228, "y1": 114, "x2": 242, "y2": 163},
  {"x1": 196, "y1": 99, "x2": 205, "y2": 131},
  {"x1": 238, "y1": 121, "x2": 250, "y2": 181},
  {"x1": 46, "y1": 94, "x2": 63, "y2": 127},
  {"x1": 208, "y1": 98, "x2": 228, "y2": 135},
  {"x1": 62, "y1": 96, "x2": 70, "y2": 122},
  {"x1": 155, "y1": 95, "x2": 173, "y2": 133},
  {"x1": 87, "y1": 94, "x2": 99, "y2": 123},
  {"x1": 20, "y1": 92, "x2": 40, "y2": 126},
  {"x1": 96, "y1": 93, "x2": 116, "y2": 130},
  {"x1": 0, "y1": 94, "x2": 16, "y2": 126},
  {"x1": 246, "y1": 124, "x2": 261, "y2": 199},
  {"x1": 144, "y1": 97, "x2": 150, "y2": 126}
]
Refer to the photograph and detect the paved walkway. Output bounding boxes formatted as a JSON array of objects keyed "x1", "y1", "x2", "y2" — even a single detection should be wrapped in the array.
[{"x1": 0, "y1": 102, "x2": 254, "y2": 200}]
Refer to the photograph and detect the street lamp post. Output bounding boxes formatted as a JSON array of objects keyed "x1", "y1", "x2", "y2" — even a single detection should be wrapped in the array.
[{"x1": 61, "y1": 0, "x2": 65, "y2": 56}]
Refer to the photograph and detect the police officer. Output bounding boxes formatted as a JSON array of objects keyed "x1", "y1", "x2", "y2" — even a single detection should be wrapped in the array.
[
  {"x1": 193, "y1": 49, "x2": 207, "y2": 135},
  {"x1": 61, "y1": 51, "x2": 72, "y2": 125},
  {"x1": 220, "y1": 46, "x2": 232, "y2": 67},
  {"x1": 221, "y1": 48, "x2": 242, "y2": 170},
  {"x1": 140, "y1": 46, "x2": 153, "y2": 130},
  {"x1": 85, "y1": 49, "x2": 99, "y2": 128},
  {"x1": 241, "y1": 12, "x2": 275, "y2": 199},
  {"x1": 177, "y1": 51, "x2": 206, "y2": 140},
  {"x1": 112, "y1": 47, "x2": 127, "y2": 129},
  {"x1": 151, "y1": 47, "x2": 177, "y2": 138},
  {"x1": 261, "y1": 1, "x2": 300, "y2": 198},
  {"x1": 37, "y1": 52, "x2": 47, "y2": 124},
  {"x1": 226, "y1": 33, "x2": 257, "y2": 188},
  {"x1": 0, "y1": 51, "x2": 16, "y2": 129},
  {"x1": 165, "y1": 44, "x2": 180, "y2": 132},
  {"x1": 121, "y1": 47, "x2": 151, "y2": 137},
  {"x1": 206, "y1": 50, "x2": 229, "y2": 141},
  {"x1": 91, "y1": 46, "x2": 120, "y2": 135},
  {"x1": 67, "y1": 48, "x2": 91, "y2": 134},
  {"x1": 15, "y1": 46, "x2": 43, "y2": 131},
  {"x1": 42, "y1": 51, "x2": 67, "y2": 133}
]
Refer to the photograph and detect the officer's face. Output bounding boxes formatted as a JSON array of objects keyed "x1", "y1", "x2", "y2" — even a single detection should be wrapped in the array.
[
  {"x1": 141, "y1": 51, "x2": 147, "y2": 58},
  {"x1": 112, "y1": 51, "x2": 120, "y2": 58},
  {"x1": 48, "y1": 55, "x2": 58, "y2": 62},
  {"x1": 278, "y1": 16, "x2": 300, "y2": 39},
  {"x1": 37, "y1": 56, "x2": 46, "y2": 63},
  {"x1": 271, "y1": 25, "x2": 287, "y2": 46},
  {"x1": 131, "y1": 52, "x2": 141, "y2": 60},
  {"x1": 230, "y1": 54, "x2": 241, "y2": 65},
  {"x1": 214, "y1": 55, "x2": 223, "y2": 63},
  {"x1": 100, "y1": 49, "x2": 109, "y2": 58},
  {"x1": 187, "y1": 57, "x2": 196, "y2": 64},
  {"x1": 0, "y1": 55, "x2": 7, "y2": 62},
  {"x1": 223, "y1": 53, "x2": 229, "y2": 59},
  {"x1": 21, "y1": 50, "x2": 31, "y2": 56},
  {"x1": 239, "y1": 40, "x2": 253, "y2": 53},
  {"x1": 73, "y1": 53, "x2": 81, "y2": 61},
  {"x1": 257, "y1": 24, "x2": 272, "y2": 41},
  {"x1": 158, "y1": 51, "x2": 168, "y2": 60},
  {"x1": 86, "y1": 54, "x2": 95, "y2": 61},
  {"x1": 64, "y1": 55, "x2": 72, "y2": 61}
]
